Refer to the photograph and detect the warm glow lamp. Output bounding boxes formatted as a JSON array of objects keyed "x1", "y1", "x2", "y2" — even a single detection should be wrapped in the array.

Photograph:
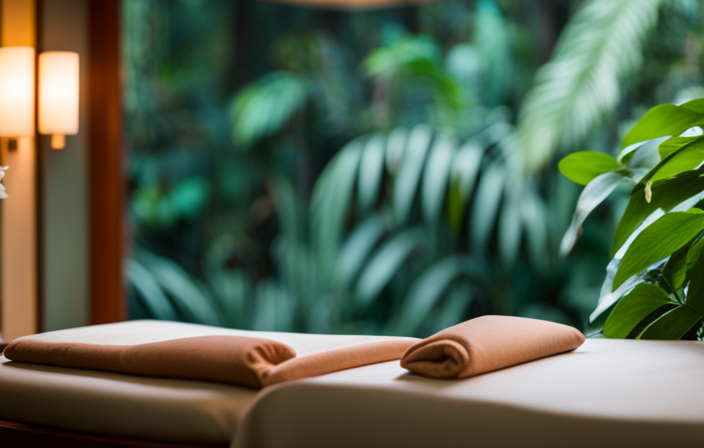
[
  {"x1": 38, "y1": 51, "x2": 79, "y2": 150},
  {"x1": 0, "y1": 46, "x2": 35, "y2": 144}
]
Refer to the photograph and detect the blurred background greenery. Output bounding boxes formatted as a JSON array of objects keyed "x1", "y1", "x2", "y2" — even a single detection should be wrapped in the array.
[{"x1": 122, "y1": 0, "x2": 704, "y2": 336}]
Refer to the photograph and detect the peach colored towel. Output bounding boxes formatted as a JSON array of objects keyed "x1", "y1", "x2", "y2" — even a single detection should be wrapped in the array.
[
  {"x1": 401, "y1": 316, "x2": 585, "y2": 379},
  {"x1": 4, "y1": 335, "x2": 415, "y2": 389}
]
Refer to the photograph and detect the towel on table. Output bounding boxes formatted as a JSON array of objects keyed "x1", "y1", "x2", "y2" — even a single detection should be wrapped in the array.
[
  {"x1": 401, "y1": 316, "x2": 585, "y2": 379},
  {"x1": 5, "y1": 331, "x2": 417, "y2": 389}
]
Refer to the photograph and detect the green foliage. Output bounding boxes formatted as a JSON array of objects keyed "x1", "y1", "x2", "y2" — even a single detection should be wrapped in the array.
[
  {"x1": 131, "y1": 122, "x2": 580, "y2": 336},
  {"x1": 517, "y1": 0, "x2": 662, "y2": 172},
  {"x1": 561, "y1": 99, "x2": 704, "y2": 340},
  {"x1": 558, "y1": 151, "x2": 621, "y2": 186},
  {"x1": 231, "y1": 72, "x2": 308, "y2": 148},
  {"x1": 613, "y1": 210, "x2": 704, "y2": 290},
  {"x1": 603, "y1": 283, "x2": 675, "y2": 338},
  {"x1": 363, "y1": 35, "x2": 467, "y2": 127},
  {"x1": 125, "y1": 0, "x2": 704, "y2": 337}
]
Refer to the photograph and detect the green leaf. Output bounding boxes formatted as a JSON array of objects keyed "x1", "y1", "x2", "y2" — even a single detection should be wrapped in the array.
[
  {"x1": 422, "y1": 135, "x2": 455, "y2": 226},
  {"x1": 385, "y1": 128, "x2": 407, "y2": 173},
  {"x1": 358, "y1": 135, "x2": 386, "y2": 213},
  {"x1": 447, "y1": 139, "x2": 484, "y2": 233},
  {"x1": 603, "y1": 283, "x2": 674, "y2": 338},
  {"x1": 499, "y1": 183, "x2": 523, "y2": 267},
  {"x1": 393, "y1": 125, "x2": 432, "y2": 224},
  {"x1": 126, "y1": 258, "x2": 179, "y2": 321},
  {"x1": 520, "y1": 188, "x2": 549, "y2": 273},
  {"x1": 611, "y1": 168, "x2": 704, "y2": 256},
  {"x1": 135, "y1": 249, "x2": 223, "y2": 326},
  {"x1": 638, "y1": 304, "x2": 704, "y2": 340},
  {"x1": 336, "y1": 214, "x2": 387, "y2": 288},
  {"x1": 355, "y1": 228, "x2": 424, "y2": 306},
  {"x1": 591, "y1": 276, "x2": 643, "y2": 323},
  {"x1": 643, "y1": 137, "x2": 704, "y2": 183},
  {"x1": 613, "y1": 210, "x2": 704, "y2": 290},
  {"x1": 231, "y1": 72, "x2": 307, "y2": 148},
  {"x1": 621, "y1": 100, "x2": 704, "y2": 152},
  {"x1": 641, "y1": 254, "x2": 704, "y2": 339},
  {"x1": 685, "y1": 237, "x2": 704, "y2": 282},
  {"x1": 684, "y1": 250, "x2": 704, "y2": 309},
  {"x1": 662, "y1": 243, "x2": 691, "y2": 292},
  {"x1": 312, "y1": 141, "x2": 363, "y2": 265},
  {"x1": 470, "y1": 162, "x2": 505, "y2": 253},
  {"x1": 516, "y1": 0, "x2": 662, "y2": 172},
  {"x1": 560, "y1": 171, "x2": 624, "y2": 256},
  {"x1": 393, "y1": 255, "x2": 480, "y2": 335},
  {"x1": 558, "y1": 151, "x2": 621, "y2": 186}
]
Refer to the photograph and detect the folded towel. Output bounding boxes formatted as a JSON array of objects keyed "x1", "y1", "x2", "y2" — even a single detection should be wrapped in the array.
[
  {"x1": 5, "y1": 331, "x2": 416, "y2": 388},
  {"x1": 400, "y1": 316, "x2": 585, "y2": 379}
]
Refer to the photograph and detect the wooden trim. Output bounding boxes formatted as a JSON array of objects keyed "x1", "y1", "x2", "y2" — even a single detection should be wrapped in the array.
[
  {"x1": 0, "y1": 418, "x2": 227, "y2": 448},
  {"x1": 88, "y1": 0, "x2": 125, "y2": 324}
]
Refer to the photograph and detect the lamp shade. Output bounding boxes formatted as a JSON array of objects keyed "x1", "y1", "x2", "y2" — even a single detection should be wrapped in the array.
[
  {"x1": 38, "y1": 51, "x2": 79, "y2": 149},
  {"x1": 0, "y1": 46, "x2": 35, "y2": 138}
]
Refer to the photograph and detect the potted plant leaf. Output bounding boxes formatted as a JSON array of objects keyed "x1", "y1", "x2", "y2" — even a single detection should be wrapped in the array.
[{"x1": 559, "y1": 99, "x2": 704, "y2": 340}]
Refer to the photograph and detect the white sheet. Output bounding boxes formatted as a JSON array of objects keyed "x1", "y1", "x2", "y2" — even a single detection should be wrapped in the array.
[
  {"x1": 233, "y1": 338, "x2": 704, "y2": 448},
  {"x1": 0, "y1": 319, "x2": 414, "y2": 444}
]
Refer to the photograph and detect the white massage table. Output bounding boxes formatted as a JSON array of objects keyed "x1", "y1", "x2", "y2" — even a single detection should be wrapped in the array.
[{"x1": 1, "y1": 321, "x2": 703, "y2": 448}]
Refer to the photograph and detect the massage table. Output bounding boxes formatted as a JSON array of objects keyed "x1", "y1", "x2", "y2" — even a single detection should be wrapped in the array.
[{"x1": 1, "y1": 321, "x2": 704, "y2": 448}]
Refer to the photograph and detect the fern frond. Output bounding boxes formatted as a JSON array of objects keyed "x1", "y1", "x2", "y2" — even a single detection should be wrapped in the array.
[{"x1": 516, "y1": 0, "x2": 662, "y2": 172}]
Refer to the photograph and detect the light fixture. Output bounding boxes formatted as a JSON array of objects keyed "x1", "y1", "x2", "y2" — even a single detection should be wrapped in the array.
[
  {"x1": 38, "y1": 51, "x2": 79, "y2": 150},
  {"x1": 0, "y1": 46, "x2": 35, "y2": 149}
]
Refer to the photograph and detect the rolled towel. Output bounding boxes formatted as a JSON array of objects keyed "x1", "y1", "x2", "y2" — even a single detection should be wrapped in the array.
[
  {"x1": 400, "y1": 316, "x2": 585, "y2": 379},
  {"x1": 4, "y1": 321, "x2": 418, "y2": 388}
]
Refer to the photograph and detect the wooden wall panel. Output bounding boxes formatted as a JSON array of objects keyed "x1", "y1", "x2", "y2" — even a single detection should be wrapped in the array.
[{"x1": 88, "y1": 0, "x2": 125, "y2": 324}]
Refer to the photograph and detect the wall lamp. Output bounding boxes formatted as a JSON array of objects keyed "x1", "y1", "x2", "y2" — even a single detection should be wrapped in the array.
[
  {"x1": 38, "y1": 51, "x2": 80, "y2": 149},
  {"x1": 0, "y1": 46, "x2": 79, "y2": 150},
  {"x1": 0, "y1": 46, "x2": 35, "y2": 150}
]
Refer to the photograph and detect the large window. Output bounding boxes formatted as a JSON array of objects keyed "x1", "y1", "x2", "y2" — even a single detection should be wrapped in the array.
[{"x1": 123, "y1": 0, "x2": 704, "y2": 336}]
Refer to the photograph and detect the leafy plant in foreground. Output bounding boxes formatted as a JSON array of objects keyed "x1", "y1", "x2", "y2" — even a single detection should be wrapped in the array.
[{"x1": 560, "y1": 99, "x2": 704, "y2": 340}]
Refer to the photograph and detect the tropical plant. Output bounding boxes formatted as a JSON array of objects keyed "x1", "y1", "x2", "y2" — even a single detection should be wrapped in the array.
[
  {"x1": 517, "y1": 0, "x2": 668, "y2": 172},
  {"x1": 560, "y1": 98, "x2": 704, "y2": 340},
  {"x1": 124, "y1": 0, "x2": 703, "y2": 338},
  {"x1": 131, "y1": 119, "x2": 593, "y2": 336}
]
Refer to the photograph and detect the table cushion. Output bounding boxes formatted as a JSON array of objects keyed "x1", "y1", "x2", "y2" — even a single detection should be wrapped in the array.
[
  {"x1": 0, "y1": 319, "x2": 415, "y2": 444},
  {"x1": 233, "y1": 338, "x2": 704, "y2": 448}
]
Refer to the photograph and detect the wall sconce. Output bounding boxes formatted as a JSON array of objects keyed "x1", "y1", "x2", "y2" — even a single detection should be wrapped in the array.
[
  {"x1": 38, "y1": 51, "x2": 79, "y2": 150},
  {"x1": 0, "y1": 46, "x2": 35, "y2": 150}
]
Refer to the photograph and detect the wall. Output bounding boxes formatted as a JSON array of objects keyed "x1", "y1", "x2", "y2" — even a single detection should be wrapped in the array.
[
  {"x1": 38, "y1": 0, "x2": 89, "y2": 331},
  {"x1": 0, "y1": 0, "x2": 91, "y2": 340},
  {"x1": 0, "y1": 0, "x2": 38, "y2": 341}
]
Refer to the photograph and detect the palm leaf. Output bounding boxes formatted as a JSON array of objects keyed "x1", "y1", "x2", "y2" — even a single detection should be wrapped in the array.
[{"x1": 516, "y1": 0, "x2": 662, "y2": 172}]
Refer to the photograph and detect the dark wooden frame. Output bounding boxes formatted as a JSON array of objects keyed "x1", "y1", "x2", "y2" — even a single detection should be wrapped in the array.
[
  {"x1": 89, "y1": 0, "x2": 126, "y2": 324},
  {"x1": 0, "y1": 418, "x2": 227, "y2": 448}
]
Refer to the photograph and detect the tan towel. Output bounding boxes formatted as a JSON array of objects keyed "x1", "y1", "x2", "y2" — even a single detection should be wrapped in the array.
[
  {"x1": 5, "y1": 334, "x2": 415, "y2": 388},
  {"x1": 401, "y1": 316, "x2": 585, "y2": 379}
]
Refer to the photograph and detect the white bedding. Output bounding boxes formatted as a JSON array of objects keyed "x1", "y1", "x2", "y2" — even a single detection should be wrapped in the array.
[
  {"x1": 0, "y1": 319, "x2": 413, "y2": 444},
  {"x1": 233, "y1": 338, "x2": 704, "y2": 448},
  {"x1": 4, "y1": 320, "x2": 704, "y2": 448}
]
